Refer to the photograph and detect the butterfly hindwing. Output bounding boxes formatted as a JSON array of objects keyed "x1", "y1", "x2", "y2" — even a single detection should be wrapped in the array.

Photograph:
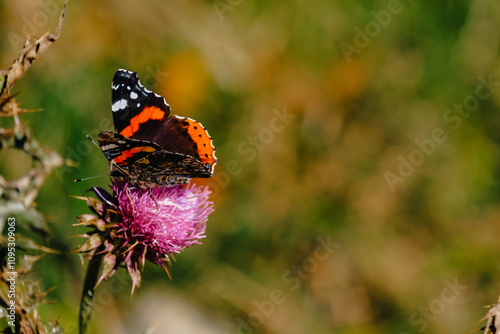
[{"x1": 152, "y1": 116, "x2": 216, "y2": 174}]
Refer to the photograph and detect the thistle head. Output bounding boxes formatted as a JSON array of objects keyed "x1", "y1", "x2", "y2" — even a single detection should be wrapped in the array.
[{"x1": 74, "y1": 180, "x2": 214, "y2": 293}]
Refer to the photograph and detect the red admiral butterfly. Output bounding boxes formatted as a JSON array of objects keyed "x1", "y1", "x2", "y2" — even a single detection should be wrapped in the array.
[{"x1": 97, "y1": 69, "x2": 217, "y2": 188}]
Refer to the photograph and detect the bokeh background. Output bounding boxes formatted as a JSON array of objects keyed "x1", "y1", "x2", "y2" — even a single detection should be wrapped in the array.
[{"x1": 2, "y1": 0, "x2": 500, "y2": 333}]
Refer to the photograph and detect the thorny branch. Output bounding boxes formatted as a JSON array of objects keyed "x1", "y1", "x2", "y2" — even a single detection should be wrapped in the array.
[
  {"x1": 0, "y1": 3, "x2": 66, "y2": 116},
  {"x1": 0, "y1": 3, "x2": 67, "y2": 334}
]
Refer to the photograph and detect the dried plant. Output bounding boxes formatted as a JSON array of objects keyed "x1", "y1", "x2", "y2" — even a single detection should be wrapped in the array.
[
  {"x1": 472, "y1": 297, "x2": 500, "y2": 334},
  {"x1": 0, "y1": 4, "x2": 67, "y2": 334}
]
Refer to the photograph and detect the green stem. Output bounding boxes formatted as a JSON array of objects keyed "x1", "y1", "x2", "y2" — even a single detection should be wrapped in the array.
[{"x1": 78, "y1": 254, "x2": 103, "y2": 334}]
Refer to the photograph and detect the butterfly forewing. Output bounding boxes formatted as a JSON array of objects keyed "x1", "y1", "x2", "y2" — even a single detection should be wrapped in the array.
[{"x1": 111, "y1": 70, "x2": 170, "y2": 139}]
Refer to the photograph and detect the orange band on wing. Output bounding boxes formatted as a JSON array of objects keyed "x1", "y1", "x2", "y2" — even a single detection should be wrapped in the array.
[
  {"x1": 120, "y1": 106, "x2": 165, "y2": 138},
  {"x1": 113, "y1": 146, "x2": 156, "y2": 165},
  {"x1": 185, "y1": 119, "x2": 217, "y2": 170}
]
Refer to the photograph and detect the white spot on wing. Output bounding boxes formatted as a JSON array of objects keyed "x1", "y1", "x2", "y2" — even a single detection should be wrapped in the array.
[
  {"x1": 130, "y1": 91, "x2": 138, "y2": 99},
  {"x1": 101, "y1": 144, "x2": 118, "y2": 151},
  {"x1": 112, "y1": 99, "x2": 128, "y2": 112}
]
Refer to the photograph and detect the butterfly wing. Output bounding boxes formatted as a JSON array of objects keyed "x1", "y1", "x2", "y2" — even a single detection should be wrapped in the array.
[
  {"x1": 131, "y1": 150, "x2": 212, "y2": 180},
  {"x1": 103, "y1": 69, "x2": 217, "y2": 185},
  {"x1": 151, "y1": 116, "x2": 217, "y2": 174},
  {"x1": 98, "y1": 131, "x2": 212, "y2": 186},
  {"x1": 111, "y1": 69, "x2": 171, "y2": 140},
  {"x1": 97, "y1": 131, "x2": 160, "y2": 171}
]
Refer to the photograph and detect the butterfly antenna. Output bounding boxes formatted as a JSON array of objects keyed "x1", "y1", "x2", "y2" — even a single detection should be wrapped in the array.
[
  {"x1": 73, "y1": 135, "x2": 111, "y2": 183},
  {"x1": 75, "y1": 173, "x2": 110, "y2": 183},
  {"x1": 86, "y1": 135, "x2": 101, "y2": 149}
]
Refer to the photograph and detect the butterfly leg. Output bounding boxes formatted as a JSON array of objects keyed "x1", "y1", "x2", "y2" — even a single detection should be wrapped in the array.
[
  {"x1": 125, "y1": 187, "x2": 135, "y2": 214},
  {"x1": 148, "y1": 188, "x2": 159, "y2": 210}
]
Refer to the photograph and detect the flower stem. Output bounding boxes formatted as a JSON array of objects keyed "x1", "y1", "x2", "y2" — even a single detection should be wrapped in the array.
[{"x1": 79, "y1": 254, "x2": 103, "y2": 334}]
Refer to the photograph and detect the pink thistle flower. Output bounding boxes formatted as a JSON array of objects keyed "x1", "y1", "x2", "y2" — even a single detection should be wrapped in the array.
[
  {"x1": 113, "y1": 181, "x2": 214, "y2": 266},
  {"x1": 74, "y1": 180, "x2": 214, "y2": 295}
]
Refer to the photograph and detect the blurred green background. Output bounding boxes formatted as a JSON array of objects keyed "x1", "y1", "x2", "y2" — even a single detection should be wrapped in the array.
[{"x1": 2, "y1": 0, "x2": 500, "y2": 333}]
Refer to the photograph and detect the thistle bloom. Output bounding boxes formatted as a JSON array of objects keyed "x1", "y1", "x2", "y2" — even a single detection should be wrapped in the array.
[
  {"x1": 113, "y1": 180, "x2": 214, "y2": 265},
  {"x1": 75, "y1": 180, "x2": 214, "y2": 294}
]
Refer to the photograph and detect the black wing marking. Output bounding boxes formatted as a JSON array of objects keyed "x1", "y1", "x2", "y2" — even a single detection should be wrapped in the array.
[{"x1": 110, "y1": 69, "x2": 171, "y2": 136}]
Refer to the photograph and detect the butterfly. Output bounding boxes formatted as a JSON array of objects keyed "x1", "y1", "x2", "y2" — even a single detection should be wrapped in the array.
[{"x1": 97, "y1": 69, "x2": 217, "y2": 188}]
